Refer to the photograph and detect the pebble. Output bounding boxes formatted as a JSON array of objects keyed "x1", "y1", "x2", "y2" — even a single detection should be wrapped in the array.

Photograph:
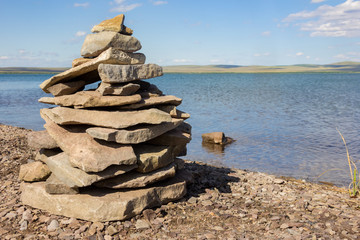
[
  {"x1": 19, "y1": 220, "x2": 28, "y2": 231},
  {"x1": 135, "y1": 219, "x2": 150, "y2": 230},
  {"x1": 47, "y1": 219, "x2": 59, "y2": 232}
]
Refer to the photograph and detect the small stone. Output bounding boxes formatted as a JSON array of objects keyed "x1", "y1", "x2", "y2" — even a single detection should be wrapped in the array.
[
  {"x1": 104, "y1": 235, "x2": 112, "y2": 240},
  {"x1": 47, "y1": 219, "x2": 59, "y2": 232},
  {"x1": 22, "y1": 210, "x2": 32, "y2": 221},
  {"x1": 19, "y1": 161, "x2": 51, "y2": 182},
  {"x1": 47, "y1": 80, "x2": 86, "y2": 97},
  {"x1": 202, "y1": 132, "x2": 227, "y2": 145},
  {"x1": 96, "y1": 82, "x2": 140, "y2": 96},
  {"x1": 188, "y1": 197, "x2": 197, "y2": 204},
  {"x1": 135, "y1": 219, "x2": 150, "y2": 230},
  {"x1": 91, "y1": 14, "x2": 125, "y2": 33},
  {"x1": 20, "y1": 220, "x2": 28, "y2": 231},
  {"x1": 274, "y1": 179, "x2": 285, "y2": 184},
  {"x1": 106, "y1": 225, "x2": 118, "y2": 236}
]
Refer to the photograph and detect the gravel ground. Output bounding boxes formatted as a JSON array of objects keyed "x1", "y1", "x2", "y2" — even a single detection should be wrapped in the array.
[{"x1": 0, "y1": 123, "x2": 359, "y2": 240}]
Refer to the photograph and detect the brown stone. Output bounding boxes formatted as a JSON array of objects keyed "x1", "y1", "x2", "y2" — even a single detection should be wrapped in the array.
[
  {"x1": 39, "y1": 91, "x2": 141, "y2": 108},
  {"x1": 96, "y1": 82, "x2": 140, "y2": 96},
  {"x1": 157, "y1": 105, "x2": 190, "y2": 119},
  {"x1": 134, "y1": 145, "x2": 175, "y2": 173},
  {"x1": 95, "y1": 163, "x2": 176, "y2": 189},
  {"x1": 202, "y1": 132, "x2": 227, "y2": 145},
  {"x1": 148, "y1": 128, "x2": 191, "y2": 146},
  {"x1": 47, "y1": 80, "x2": 86, "y2": 97},
  {"x1": 72, "y1": 58, "x2": 92, "y2": 68},
  {"x1": 86, "y1": 118, "x2": 183, "y2": 144},
  {"x1": 41, "y1": 112, "x2": 137, "y2": 172},
  {"x1": 45, "y1": 174, "x2": 79, "y2": 195},
  {"x1": 19, "y1": 161, "x2": 51, "y2": 182},
  {"x1": 119, "y1": 95, "x2": 182, "y2": 110},
  {"x1": 35, "y1": 148, "x2": 62, "y2": 163},
  {"x1": 41, "y1": 107, "x2": 172, "y2": 129},
  {"x1": 20, "y1": 175, "x2": 187, "y2": 222},
  {"x1": 91, "y1": 14, "x2": 124, "y2": 33},
  {"x1": 40, "y1": 48, "x2": 145, "y2": 93},
  {"x1": 27, "y1": 130, "x2": 58, "y2": 149}
]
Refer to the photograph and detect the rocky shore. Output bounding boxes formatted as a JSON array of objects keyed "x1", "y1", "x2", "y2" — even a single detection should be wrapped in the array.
[{"x1": 1, "y1": 123, "x2": 360, "y2": 239}]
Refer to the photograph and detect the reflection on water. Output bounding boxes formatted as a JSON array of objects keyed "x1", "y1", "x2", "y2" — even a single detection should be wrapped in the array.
[
  {"x1": 0, "y1": 73, "x2": 360, "y2": 187},
  {"x1": 201, "y1": 141, "x2": 225, "y2": 155}
]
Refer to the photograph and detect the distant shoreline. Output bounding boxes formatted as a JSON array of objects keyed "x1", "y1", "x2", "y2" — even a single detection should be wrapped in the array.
[{"x1": 1, "y1": 61, "x2": 360, "y2": 74}]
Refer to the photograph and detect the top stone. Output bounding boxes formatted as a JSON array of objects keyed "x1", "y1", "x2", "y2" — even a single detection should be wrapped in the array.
[{"x1": 91, "y1": 14, "x2": 133, "y2": 35}]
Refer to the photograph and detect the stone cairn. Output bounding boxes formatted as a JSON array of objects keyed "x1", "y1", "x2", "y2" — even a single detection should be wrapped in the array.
[{"x1": 19, "y1": 14, "x2": 192, "y2": 222}]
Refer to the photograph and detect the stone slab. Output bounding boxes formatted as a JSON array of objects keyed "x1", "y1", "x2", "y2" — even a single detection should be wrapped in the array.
[
  {"x1": 95, "y1": 163, "x2": 176, "y2": 189},
  {"x1": 72, "y1": 58, "x2": 92, "y2": 68},
  {"x1": 41, "y1": 107, "x2": 172, "y2": 129},
  {"x1": 86, "y1": 118, "x2": 183, "y2": 144},
  {"x1": 41, "y1": 112, "x2": 137, "y2": 172},
  {"x1": 19, "y1": 161, "x2": 51, "y2": 182},
  {"x1": 40, "y1": 48, "x2": 145, "y2": 93},
  {"x1": 157, "y1": 105, "x2": 190, "y2": 119},
  {"x1": 148, "y1": 128, "x2": 192, "y2": 146},
  {"x1": 91, "y1": 14, "x2": 124, "y2": 33},
  {"x1": 27, "y1": 130, "x2": 58, "y2": 149},
  {"x1": 20, "y1": 175, "x2": 187, "y2": 222},
  {"x1": 35, "y1": 148, "x2": 62, "y2": 163},
  {"x1": 134, "y1": 145, "x2": 174, "y2": 173},
  {"x1": 96, "y1": 82, "x2": 140, "y2": 96},
  {"x1": 39, "y1": 91, "x2": 141, "y2": 108},
  {"x1": 47, "y1": 80, "x2": 86, "y2": 97},
  {"x1": 98, "y1": 64, "x2": 163, "y2": 83},
  {"x1": 45, "y1": 152, "x2": 137, "y2": 188},
  {"x1": 81, "y1": 32, "x2": 141, "y2": 57},
  {"x1": 119, "y1": 95, "x2": 182, "y2": 110},
  {"x1": 45, "y1": 174, "x2": 79, "y2": 195}
]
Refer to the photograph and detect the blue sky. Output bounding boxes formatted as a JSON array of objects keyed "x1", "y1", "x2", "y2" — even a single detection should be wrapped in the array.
[{"x1": 0, "y1": 0, "x2": 360, "y2": 67}]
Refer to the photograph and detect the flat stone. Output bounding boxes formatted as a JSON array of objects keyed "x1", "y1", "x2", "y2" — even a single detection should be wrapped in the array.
[
  {"x1": 148, "y1": 128, "x2": 191, "y2": 146},
  {"x1": 41, "y1": 107, "x2": 172, "y2": 129},
  {"x1": 47, "y1": 80, "x2": 86, "y2": 97},
  {"x1": 35, "y1": 148, "x2": 62, "y2": 163},
  {"x1": 81, "y1": 32, "x2": 141, "y2": 58},
  {"x1": 134, "y1": 145, "x2": 174, "y2": 173},
  {"x1": 135, "y1": 220, "x2": 150, "y2": 230},
  {"x1": 98, "y1": 64, "x2": 163, "y2": 83},
  {"x1": 45, "y1": 174, "x2": 79, "y2": 195},
  {"x1": 20, "y1": 176, "x2": 187, "y2": 222},
  {"x1": 27, "y1": 130, "x2": 58, "y2": 149},
  {"x1": 86, "y1": 118, "x2": 183, "y2": 144},
  {"x1": 96, "y1": 82, "x2": 140, "y2": 96},
  {"x1": 72, "y1": 58, "x2": 92, "y2": 68},
  {"x1": 202, "y1": 132, "x2": 231, "y2": 145},
  {"x1": 19, "y1": 161, "x2": 51, "y2": 182},
  {"x1": 45, "y1": 152, "x2": 137, "y2": 188},
  {"x1": 40, "y1": 48, "x2": 145, "y2": 93},
  {"x1": 157, "y1": 105, "x2": 190, "y2": 119},
  {"x1": 39, "y1": 91, "x2": 141, "y2": 108},
  {"x1": 95, "y1": 163, "x2": 176, "y2": 189},
  {"x1": 119, "y1": 95, "x2": 182, "y2": 110},
  {"x1": 91, "y1": 14, "x2": 124, "y2": 33},
  {"x1": 41, "y1": 113, "x2": 137, "y2": 172},
  {"x1": 177, "y1": 121, "x2": 192, "y2": 134}
]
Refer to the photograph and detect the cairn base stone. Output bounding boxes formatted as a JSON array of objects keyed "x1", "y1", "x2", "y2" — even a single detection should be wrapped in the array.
[{"x1": 21, "y1": 176, "x2": 187, "y2": 222}]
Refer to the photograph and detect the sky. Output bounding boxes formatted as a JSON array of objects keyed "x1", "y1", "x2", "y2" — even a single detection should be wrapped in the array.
[{"x1": 1, "y1": 0, "x2": 360, "y2": 67}]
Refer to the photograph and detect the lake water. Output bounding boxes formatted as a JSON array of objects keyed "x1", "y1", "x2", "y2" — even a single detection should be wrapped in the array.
[{"x1": 1, "y1": 73, "x2": 359, "y2": 187}]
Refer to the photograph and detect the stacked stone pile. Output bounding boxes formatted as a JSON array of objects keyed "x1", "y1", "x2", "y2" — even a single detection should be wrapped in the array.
[{"x1": 19, "y1": 14, "x2": 192, "y2": 222}]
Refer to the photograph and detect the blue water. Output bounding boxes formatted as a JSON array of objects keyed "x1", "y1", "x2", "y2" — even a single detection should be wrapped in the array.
[{"x1": 1, "y1": 73, "x2": 359, "y2": 186}]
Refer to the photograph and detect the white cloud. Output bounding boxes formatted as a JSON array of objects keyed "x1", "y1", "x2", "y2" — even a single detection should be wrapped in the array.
[
  {"x1": 0, "y1": 56, "x2": 9, "y2": 60},
  {"x1": 284, "y1": 0, "x2": 360, "y2": 37},
  {"x1": 311, "y1": 0, "x2": 326, "y2": 3},
  {"x1": 74, "y1": 2, "x2": 89, "y2": 7},
  {"x1": 296, "y1": 52, "x2": 304, "y2": 56},
  {"x1": 75, "y1": 31, "x2": 86, "y2": 37},
  {"x1": 110, "y1": 0, "x2": 142, "y2": 12},
  {"x1": 153, "y1": 1, "x2": 168, "y2": 5},
  {"x1": 261, "y1": 31, "x2": 271, "y2": 36},
  {"x1": 172, "y1": 59, "x2": 193, "y2": 63},
  {"x1": 334, "y1": 51, "x2": 360, "y2": 60}
]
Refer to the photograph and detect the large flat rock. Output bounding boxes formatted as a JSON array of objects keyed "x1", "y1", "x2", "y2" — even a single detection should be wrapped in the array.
[
  {"x1": 134, "y1": 145, "x2": 174, "y2": 173},
  {"x1": 21, "y1": 175, "x2": 186, "y2": 222},
  {"x1": 27, "y1": 130, "x2": 58, "y2": 149},
  {"x1": 45, "y1": 152, "x2": 137, "y2": 188},
  {"x1": 96, "y1": 82, "x2": 140, "y2": 96},
  {"x1": 98, "y1": 64, "x2": 163, "y2": 83},
  {"x1": 81, "y1": 32, "x2": 141, "y2": 57},
  {"x1": 95, "y1": 163, "x2": 176, "y2": 189},
  {"x1": 41, "y1": 107, "x2": 172, "y2": 129},
  {"x1": 41, "y1": 112, "x2": 137, "y2": 172},
  {"x1": 119, "y1": 95, "x2": 182, "y2": 110},
  {"x1": 40, "y1": 48, "x2": 145, "y2": 93},
  {"x1": 39, "y1": 91, "x2": 141, "y2": 108},
  {"x1": 86, "y1": 118, "x2": 183, "y2": 144}
]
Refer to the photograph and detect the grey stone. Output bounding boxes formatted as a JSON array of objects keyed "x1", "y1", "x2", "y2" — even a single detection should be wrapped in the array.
[
  {"x1": 119, "y1": 95, "x2": 182, "y2": 110},
  {"x1": 20, "y1": 176, "x2": 187, "y2": 222},
  {"x1": 39, "y1": 91, "x2": 141, "y2": 108},
  {"x1": 27, "y1": 130, "x2": 58, "y2": 149},
  {"x1": 81, "y1": 32, "x2": 141, "y2": 57},
  {"x1": 45, "y1": 174, "x2": 79, "y2": 194},
  {"x1": 41, "y1": 113, "x2": 137, "y2": 172},
  {"x1": 41, "y1": 107, "x2": 172, "y2": 129},
  {"x1": 98, "y1": 64, "x2": 163, "y2": 83},
  {"x1": 44, "y1": 152, "x2": 137, "y2": 188},
  {"x1": 40, "y1": 48, "x2": 145, "y2": 93},
  {"x1": 134, "y1": 145, "x2": 174, "y2": 173},
  {"x1": 35, "y1": 148, "x2": 62, "y2": 163},
  {"x1": 95, "y1": 163, "x2": 176, "y2": 189},
  {"x1": 86, "y1": 118, "x2": 183, "y2": 144},
  {"x1": 47, "y1": 219, "x2": 59, "y2": 232},
  {"x1": 135, "y1": 220, "x2": 150, "y2": 230},
  {"x1": 96, "y1": 82, "x2": 140, "y2": 96}
]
